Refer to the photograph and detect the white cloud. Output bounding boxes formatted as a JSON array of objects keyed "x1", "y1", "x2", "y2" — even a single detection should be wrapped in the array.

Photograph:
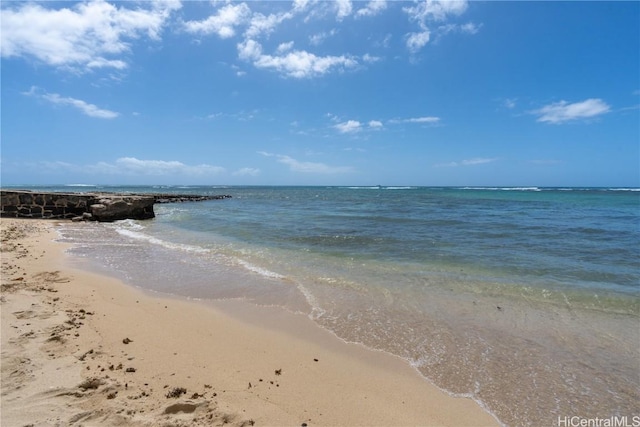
[
  {"x1": 362, "y1": 53, "x2": 381, "y2": 64},
  {"x1": 309, "y1": 29, "x2": 338, "y2": 46},
  {"x1": 233, "y1": 167, "x2": 261, "y2": 176},
  {"x1": 503, "y1": 98, "x2": 517, "y2": 109},
  {"x1": 237, "y1": 38, "x2": 263, "y2": 61},
  {"x1": 335, "y1": 0, "x2": 353, "y2": 21},
  {"x1": 406, "y1": 116, "x2": 440, "y2": 124},
  {"x1": 329, "y1": 115, "x2": 439, "y2": 133},
  {"x1": 404, "y1": 0, "x2": 468, "y2": 23},
  {"x1": 406, "y1": 31, "x2": 430, "y2": 53},
  {"x1": 436, "y1": 157, "x2": 498, "y2": 167},
  {"x1": 245, "y1": 9, "x2": 295, "y2": 39},
  {"x1": 335, "y1": 120, "x2": 362, "y2": 133},
  {"x1": 533, "y1": 98, "x2": 611, "y2": 124},
  {"x1": 91, "y1": 157, "x2": 225, "y2": 176},
  {"x1": 461, "y1": 157, "x2": 498, "y2": 166},
  {"x1": 1, "y1": 0, "x2": 181, "y2": 71},
  {"x1": 238, "y1": 39, "x2": 358, "y2": 79},
  {"x1": 28, "y1": 157, "x2": 226, "y2": 178},
  {"x1": 389, "y1": 116, "x2": 441, "y2": 124},
  {"x1": 403, "y1": 0, "x2": 476, "y2": 52},
  {"x1": 23, "y1": 86, "x2": 119, "y2": 119},
  {"x1": 331, "y1": 118, "x2": 384, "y2": 133},
  {"x1": 356, "y1": 1, "x2": 387, "y2": 18},
  {"x1": 259, "y1": 152, "x2": 354, "y2": 174},
  {"x1": 437, "y1": 22, "x2": 481, "y2": 38},
  {"x1": 276, "y1": 41, "x2": 295, "y2": 54},
  {"x1": 183, "y1": 3, "x2": 250, "y2": 38}
]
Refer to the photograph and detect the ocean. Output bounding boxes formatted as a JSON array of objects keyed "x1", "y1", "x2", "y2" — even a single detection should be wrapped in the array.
[{"x1": 19, "y1": 185, "x2": 639, "y2": 426}]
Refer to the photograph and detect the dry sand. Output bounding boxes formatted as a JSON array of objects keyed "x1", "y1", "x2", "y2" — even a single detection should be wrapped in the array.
[{"x1": 1, "y1": 218, "x2": 499, "y2": 427}]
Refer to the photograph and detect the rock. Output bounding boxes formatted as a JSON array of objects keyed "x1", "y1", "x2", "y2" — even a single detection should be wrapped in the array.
[
  {"x1": 78, "y1": 378, "x2": 105, "y2": 390},
  {"x1": 166, "y1": 387, "x2": 187, "y2": 398},
  {"x1": 1, "y1": 190, "x2": 230, "y2": 221},
  {"x1": 90, "y1": 196, "x2": 154, "y2": 222}
]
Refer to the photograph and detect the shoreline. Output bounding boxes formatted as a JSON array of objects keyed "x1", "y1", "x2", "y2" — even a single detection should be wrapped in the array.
[{"x1": 1, "y1": 218, "x2": 499, "y2": 427}]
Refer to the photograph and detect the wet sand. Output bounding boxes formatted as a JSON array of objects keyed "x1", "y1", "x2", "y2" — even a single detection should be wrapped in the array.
[{"x1": 1, "y1": 218, "x2": 498, "y2": 426}]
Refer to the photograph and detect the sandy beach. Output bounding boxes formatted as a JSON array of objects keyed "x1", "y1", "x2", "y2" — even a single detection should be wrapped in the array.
[{"x1": 1, "y1": 218, "x2": 498, "y2": 426}]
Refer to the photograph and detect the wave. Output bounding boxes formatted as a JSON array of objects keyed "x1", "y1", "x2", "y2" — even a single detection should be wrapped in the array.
[
  {"x1": 458, "y1": 187, "x2": 640, "y2": 192},
  {"x1": 385, "y1": 186, "x2": 417, "y2": 190},
  {"x1": 342, "y1": 186, "x2": 417, "y2": 190},
  {"x1": 112, "y1": 220, "x2": 288, "y2": 282},
  {"x1": 113, "y1": 225, "x2": 209, "y2": 255},
  {"x1": 556, "y1": 187, "x2": 640, "y2": 192},
  {"x1": 236, "y1": 259, "x2": 286, "y2": 280},
  {"x1": 460, "y1": 187, "x2": 542, "y2": 192}
]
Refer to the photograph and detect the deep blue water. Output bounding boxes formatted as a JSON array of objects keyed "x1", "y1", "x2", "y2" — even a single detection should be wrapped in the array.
[{"x1": 10, "y1": 185, "x2": 640, "y2": 426}]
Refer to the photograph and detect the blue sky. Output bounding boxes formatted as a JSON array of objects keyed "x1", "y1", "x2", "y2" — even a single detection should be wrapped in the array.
[{"x1": 1, "y1": 0, "x2": 639, "y2": 187}]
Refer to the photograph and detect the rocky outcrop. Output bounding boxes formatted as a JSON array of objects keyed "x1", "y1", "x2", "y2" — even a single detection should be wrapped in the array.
[
  {"x1": 0, "y1": 191, "x2": 231, "y2": 222},
  {"x1": 89, "y1": 196, "x2": 155, "y2": 222},
  {"x1": 152, "y1": 194, "x2": 232, "y2": 203}
]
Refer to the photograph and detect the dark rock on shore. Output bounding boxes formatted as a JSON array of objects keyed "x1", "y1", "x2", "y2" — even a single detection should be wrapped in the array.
[
  {"x1": 152, "y1": 194, "x2": 232, "y2": 204},
  {"x1": 0, "y1": 190, "x2": 232, "y2": 222}
]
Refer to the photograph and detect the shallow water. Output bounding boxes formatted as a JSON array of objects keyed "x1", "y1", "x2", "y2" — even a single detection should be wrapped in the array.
[{"x1": 45, "y1": 185, "x2": 639, "y2": 426}]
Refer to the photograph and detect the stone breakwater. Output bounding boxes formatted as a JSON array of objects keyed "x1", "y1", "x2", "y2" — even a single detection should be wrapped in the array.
[{"x1": 0, "y1": 190, "x2": 231, "y2": 222}]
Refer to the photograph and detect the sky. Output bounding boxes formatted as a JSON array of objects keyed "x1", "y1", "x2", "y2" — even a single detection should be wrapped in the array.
[{"x1": 1, "y1": 0, "x2": 639, "y2": 187}]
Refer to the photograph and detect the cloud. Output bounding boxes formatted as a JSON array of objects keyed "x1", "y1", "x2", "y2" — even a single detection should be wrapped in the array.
[
  {"x1": 532, "y1": 98, "x2": 611, "y2": 124},
  {"x1": 334, "y1": 0, "x2": 353, "y2": 21},
  {"x1": 329, "y1": 115, "x2": 438, "y2": 133},
  {"x1": 334, "y1": 120, "x2": 362, "y2": 133},
  {"x1": 405, "y1": 116, "x2": 440, "y2": 124},
  {"x1": 24, "y1": 157, "x2": 226, "y2": 179},
  {"x1": 436, "y1": 22, "x2": 481, "y2": 38},
  {"x1": 23, "y1": 86, "x2": 119, "y2": 119},
  {"x1": 276, "y1": 41, "x2": 295, "y2": 54},
  {"x1": 90, "y1": 157, "x2": 225, "y2": 176},
  {"x1": 389, "y1": 116, "x2": 441, "y2": 124},
  {"x1": 436, "y1": 157, "x2": 498, "y2": 167},
  {"x1": 356, "y1": 1, "x2": 388, "y2": 18},
  {"x1": 259, "y1": 152, "x2": 354, "y2": 174},
  {"x1": 403, "y1": 0, "x2": 476, "y2": 52},
  {"x1": 331, "y1": 118, "x2": 384, "y2": 133},
  {"x1": 233, "y1": 167, "x2": 261, "y2": 176},
  {"x1": 502, "y1": 98, "x2": 517, "y2": 109},
  {"x1": 1, "y1": 0, "x2": 181, "y2": 71},
  {"x1": 245, "y1": 8, "x2": 297, "y2": 39},
  {"x1": 183, "y1": 3, "x2": 251, "y2": 38},
  {"x1": 406, "y1": 31, "x2": 431, "y2": 53},
  {"x1": 362, "y1": 53, "x2": 381, "y2": 64},
  {"x1": 309, "y1": 29, "x2": 338, "y2": 46},
  {"x1": 404, "y1": 0, "x2": 468, "y2": 23},
  {"x1": 238, "y1": 39, "x2": 358, "y2": 78}
]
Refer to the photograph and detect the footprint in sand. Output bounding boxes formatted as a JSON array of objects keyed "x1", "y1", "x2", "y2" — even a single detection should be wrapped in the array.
[
  {"x1": 32, "y1": 271, "x2": 71, "y2": 283},
  {"x1": 164, "y1": 402, "x2": 201, "y2": 414},
  {"x1": 13, "y1": 310, "x2": 37, "y2": 319}
]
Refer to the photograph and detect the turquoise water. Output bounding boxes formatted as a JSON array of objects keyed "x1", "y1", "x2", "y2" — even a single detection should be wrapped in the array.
[{"x1": 23, "y1": 185, "x2": 639, "y2": 426}]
